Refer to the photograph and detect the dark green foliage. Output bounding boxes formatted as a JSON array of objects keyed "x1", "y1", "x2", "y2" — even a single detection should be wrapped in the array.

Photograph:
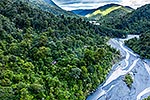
[
  {"x1": 144, "y1": 96, "x2": 150, "y2": 100},
  {"x1": 98, "y1": 4, "x2": 150, "y2": 35},
  {"x1": 27, "y1": 0, "x2": 76, "y2": 16},
  {"x1": 115, "y1": 4, "x2": 150, "y2": 34},
  {"x1": 0, "y1": 0, "x2": 120, "y2": 99},
  {"x1": 0, "y1": 0, "x2": 126, "y2": 38},
  {"x1": 98, "y1": 8, "x2": 133, "y2": 28},
  {"x1": 124, "y1": 74, "x2": 133, "y2": 88},
  {"x1": 125, "y1": 32, "x2": 150, "y2": 59},
  {"x1": 72, "y1": 4, "x2": 133, "y2": 18}
]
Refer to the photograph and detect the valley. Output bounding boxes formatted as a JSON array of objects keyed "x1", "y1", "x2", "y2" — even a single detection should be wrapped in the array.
[{"x1": 0, "y1": 0, "x2": 150, "y2": 100}]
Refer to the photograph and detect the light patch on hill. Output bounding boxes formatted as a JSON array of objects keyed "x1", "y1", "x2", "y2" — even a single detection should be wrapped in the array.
[{"x1": 86, "y1": 6, "x2": 121, "y2": 17}]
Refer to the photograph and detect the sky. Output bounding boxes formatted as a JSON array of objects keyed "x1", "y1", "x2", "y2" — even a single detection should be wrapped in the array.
[{"x1": 53, "y1": 0, "x2": 150, "y2": 10}]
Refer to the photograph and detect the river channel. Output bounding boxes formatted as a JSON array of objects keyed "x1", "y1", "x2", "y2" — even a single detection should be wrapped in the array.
[{"x1": 87, "y1": 35, "x2": 150, "y2": 100}]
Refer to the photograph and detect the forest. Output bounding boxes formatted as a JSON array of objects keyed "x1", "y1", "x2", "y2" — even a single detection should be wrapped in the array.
[
  {"x1": 99, "y1": 4, "x2": 150, "y2": 35},
  {"x1": 0, "y1": 0, "x2": 120, "y2": 99},
  {"x1": 115, "y1": 4, "x2": 150, "y2": 35},
  {"x1": 125, "y1": 32, "x2": 150, "y2": 59}
]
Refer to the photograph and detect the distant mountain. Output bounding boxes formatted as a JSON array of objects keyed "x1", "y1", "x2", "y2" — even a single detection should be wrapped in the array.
[
  {"x1": 72, "y1": 9, "x2": 95, "y2": 16},
  {"x1": 125, "y1": 6, "x2": 134, "y2": 10},
  {"x1": 98, "y1": 5, "x2": 134, "y2": 27},
  {"x1": 115, "y1": 4, "x2": 150, "y2": 34},
  {"x1": 72, "y1": 4, "x2": 133, "y2": 19}
]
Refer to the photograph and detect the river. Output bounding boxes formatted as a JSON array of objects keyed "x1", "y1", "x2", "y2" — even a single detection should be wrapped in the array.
[{"x1": 87, "y1": 35, "x2": 150, "y2": 100}]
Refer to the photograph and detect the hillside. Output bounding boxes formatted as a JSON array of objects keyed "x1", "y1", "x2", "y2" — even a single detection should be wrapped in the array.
[
  {"x1": 125, "y1": 32, "x2": 150, "y2": 59},
  {"x1": 0, "y1": 0, "x2": 121, "y2": 99},
  {"x1": 72, "y1": 4, "x2": 133, "y2": 20},
  {"x1": 98, "y1": 7, "x2": 134, "y2": 27},
  {"x1": 91, "y1": 4, "x2": 150, "y2": 35},
  {"x1": 43, "y1": 0, "x2": 59, "y2": 7},
  {"x1": 86, "y1": 4, "x2": 122, "y2": 18},
  {"x1": 30, "y1": 0, "x2": 59, "y2": 7},
  {"x1": 72, "y1": 4, "x2": 150, "y2": 36},
  {"x1": 27, "y1": 0, "x2": 75, "y2": 16},
  {"x1": 115, "y1": 4, "x2": 150, "y2": 34}
]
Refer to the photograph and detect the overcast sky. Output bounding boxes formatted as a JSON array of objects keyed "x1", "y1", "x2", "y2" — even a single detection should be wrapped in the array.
[{"x1": 53, "y1": 0, "x2": 150, "y2": 10}]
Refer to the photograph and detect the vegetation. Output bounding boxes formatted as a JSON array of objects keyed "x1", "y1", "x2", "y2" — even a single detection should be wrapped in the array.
[
  {"x1": 86, "y1": 6, "x2": 122, "y2": 17},
  {"x1": 93, "y1": 4, "x2": 150, "y2": 35},
  {"x1": 1, "y1": 0, "x2": 149, "y2": 99},
  {"x1": 144, "y1": 96, "x2": 150, "y2": 100},
  {"x1": 124, "y1": 74, "x2": 133, "y2": 88},
  {"x1": 0, "y1": 0, "x2": 121, "y2": 99},
  {"x1": 73, "y1": 3, "x2": 150, "y2": 36},
  {"x1": 125, "y1": 32, "x2": 150, "y2": 59},
  {"x1": 27, "y1": 0, "x2": 75, "y2": 16},
  {"x1": 114, "y1": 4, "x2": 150, "y2": 35},
  {"x1": 72, "y1": 3, "x2": 133, "y2": 19},
  {"x1": 98, "y1": 7, "x2": 133, "y2": 28}
]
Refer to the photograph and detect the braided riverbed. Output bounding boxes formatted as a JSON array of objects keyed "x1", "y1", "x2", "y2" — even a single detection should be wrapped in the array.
[{"x1": 87, "y1": 35, "x2": 150, "y2": 100}]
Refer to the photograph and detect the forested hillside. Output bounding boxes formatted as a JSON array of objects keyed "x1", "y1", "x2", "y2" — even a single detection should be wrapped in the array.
[
  {"x1": 98, "y1": 7, "x2": 133, "y2": 28},
  {"x1": 115, "y1": 4, "x2": 150, "y2": 34},
  {"x1": 72, "y1": 3, "x2": 150, "y2": 36},
  {"x1": 85, "y1": 4, "x2": 133, "y2": 20},
  {"x1": 27, "y1": 0, "x2": 75, "y2": 16},
  {"x1": 125, "y1": 32, "x2": 150, "y2": 59},
  {"x1": 72, "y1": 4, "x2": 133, "y2": 21},
  {"x1": 92, "y1": 4, "x2": 150, "y2": 35},
  {"x1": 0, "y1": 0, "x2": 120, "y2": 99}
]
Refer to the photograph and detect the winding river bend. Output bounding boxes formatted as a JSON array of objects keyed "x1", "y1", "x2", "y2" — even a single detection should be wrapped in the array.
[{"x1": 87, "y1": 35, "x2": 150, "y2": 100}]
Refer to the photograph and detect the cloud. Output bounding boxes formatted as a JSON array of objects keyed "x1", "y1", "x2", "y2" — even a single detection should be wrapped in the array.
[
  {"x1": 59, "y1": 3, "x2": 106, "y2": 10},
  {"x1": 53, "y1": 0, "x2": 150, "y2": 10},
  {"x1": 120, "y1": 0, "x2": 150, "y2": 8},
  {"x1": 53, "y1": 0, "x2": 120, "y2": 10}
]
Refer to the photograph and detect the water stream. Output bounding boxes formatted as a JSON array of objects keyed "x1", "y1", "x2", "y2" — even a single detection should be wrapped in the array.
[{"x1": 87, "y1": 35, "x2": 150, "y2": 100}]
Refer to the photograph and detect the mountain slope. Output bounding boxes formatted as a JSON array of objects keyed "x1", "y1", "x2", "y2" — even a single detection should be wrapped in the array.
[
  {"x1": 0, "y1": 0, "x2": 121, "y2": 99},
  {"x1": 125, "y1": 32, "x2": 150, "y2": 59},
  {"x1": 86, "y1": 4, "x2": 122, "y2": 17},
  {"x1": 28, "y1": 0, "x2": 75, "y2": 16},
  {"x1": 98, "y1": 6, "x2": 134, "y2": 27},
  {"x1": 72, "y1": 4, "x2": 133, "y2": 20},
  {"x1": 43, "y1": 0, "x2": 58, "y2": 7},
  {"x1": 29, "y1": 0, "x2": 59, "y2": 8},
  {"x1": 115, "y1": 4, "x2": 150, "y2": 34},
  {"x1": 87, "y1": 4, "x2": 133, "y2": 20}
]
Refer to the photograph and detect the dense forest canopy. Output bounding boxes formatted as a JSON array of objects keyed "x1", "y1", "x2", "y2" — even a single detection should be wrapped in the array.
[
  {"x1": 116, "y1": 4, "x2": 150, "y2": 32},
  {"x1": 1, "y1": 0, "x2": 150, "y2": 99},
  {"x1": 0, "y1": 0, "x2": 120, "y2": 99},
  {"x1": 95, "y1": 4, "x2": 150, "y2": 35},
  {"x1": 114, "y1": 4, "x2": 150, "y2": 35},
  {"x1": 125, "y1": 32, "x2": 150, "y2": 59}
]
